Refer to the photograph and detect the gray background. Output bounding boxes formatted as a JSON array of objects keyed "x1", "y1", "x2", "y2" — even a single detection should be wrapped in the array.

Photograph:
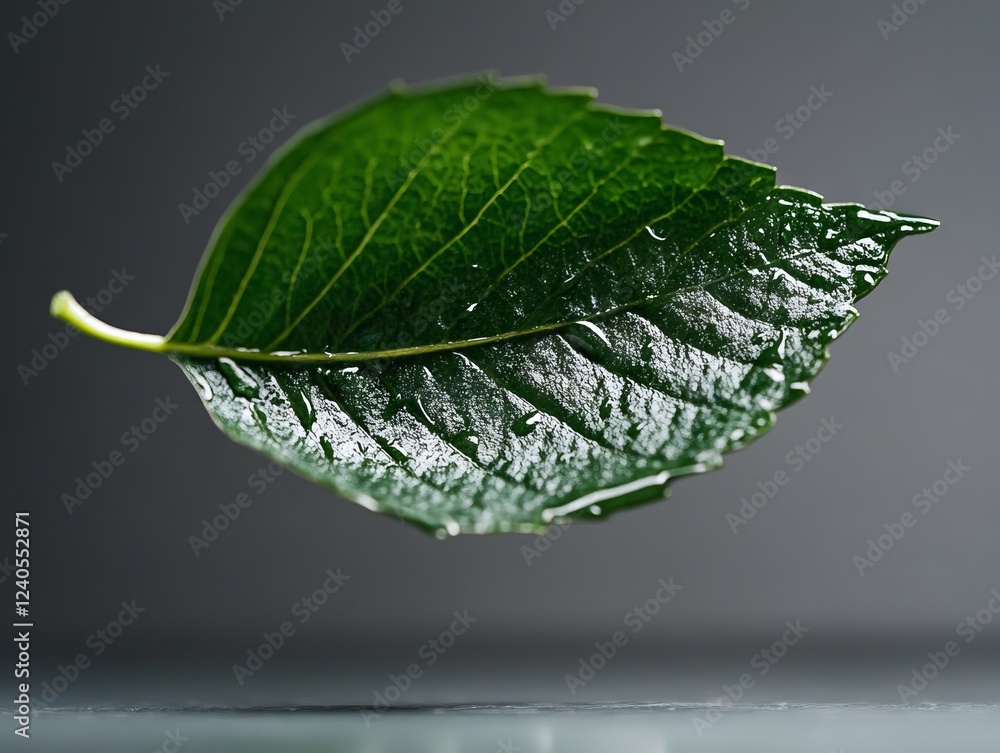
[{"x1": 2, "y1": 0, "x2": 998, "y2": 706}]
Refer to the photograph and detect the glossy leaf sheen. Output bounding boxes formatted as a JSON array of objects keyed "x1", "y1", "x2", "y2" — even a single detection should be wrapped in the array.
[{"x1": 162, "y1": 78, "x2": 935, "y2": 535}]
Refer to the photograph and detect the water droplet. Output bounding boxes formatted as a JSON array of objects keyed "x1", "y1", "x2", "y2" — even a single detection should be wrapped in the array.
[
  {"x1": 284, "y1": 386, "x2": 316, "y2": 431},
  {"x1": 598, "y1": 397, "x2": 612, "y2": 421},
  {"x1": 512, "y1": 410, "x2": 541, "y2": 437},
  {"x1": 763, "y1": 367, "x2": 784, "y2": 382},
  {"x1": 853, "y1": 268, "x2": 877, "y2": 287},
  {"x1": 217, "y1": 358, "x2": 259, "y2": 399},
  {"x1": 770, "y1": 267, "x2": 794, "y2": 284},
  {"x1": 382, "y1": 444, "x2": 407, "y2": 464},
  {"x1": 452, "y1": 430, "x2": 480, "y2": 458},
  {"x1": 413, "y1": 396, "x2": 433, "y2": 426},
  {"x1": 190, "y1": 370, "x2": 213, "y2": 401},
  {"x1": 575, "y1": 320, "x2": 611, "y2": 347},
  {"x1": 618, "y1": 383, "x2": 633, "y2": 415},
  {"x1": 318, "y1": 435, "x2": 334, "y2": 460},
  {"x1": 381, "y1": 394, "x2": 406, "y2": 421},
  {"x1": 856, "y1": 209, "x2": 892, "y2": 223}
]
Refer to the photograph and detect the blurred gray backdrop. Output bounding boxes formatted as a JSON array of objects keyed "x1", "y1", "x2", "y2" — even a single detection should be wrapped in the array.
[{"x1": 3, "y1": 0, "x2": 998, "y2": 706}]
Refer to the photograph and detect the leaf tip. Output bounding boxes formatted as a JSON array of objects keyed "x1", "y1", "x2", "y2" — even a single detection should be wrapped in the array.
[{"x1": 881, "y1": 211, "x2": 940, "y2": 234}]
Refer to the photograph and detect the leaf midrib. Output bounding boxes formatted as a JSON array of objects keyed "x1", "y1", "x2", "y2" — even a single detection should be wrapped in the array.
[{"x1": 113, "y1": 239, "x2": 835, "y2": 364}]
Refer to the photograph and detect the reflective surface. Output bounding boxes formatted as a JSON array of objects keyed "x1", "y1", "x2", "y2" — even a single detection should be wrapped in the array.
[{"x1": 15, "y1": 704, "x2": 1000, "y2": 752}]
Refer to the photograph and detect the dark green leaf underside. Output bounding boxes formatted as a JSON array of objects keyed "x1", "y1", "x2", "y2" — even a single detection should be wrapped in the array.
[{"x1": 136, "y1": 76, "x2": 935, "y2": 534}]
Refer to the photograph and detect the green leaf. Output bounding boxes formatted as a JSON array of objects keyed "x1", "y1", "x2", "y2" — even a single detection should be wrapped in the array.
[{"x1": 51, "y1": 75, "x2": 937, "y2": 535}]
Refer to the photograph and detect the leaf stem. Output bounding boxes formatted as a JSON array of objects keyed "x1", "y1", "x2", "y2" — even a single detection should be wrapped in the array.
[
  {"x1": 50, "y1": 291, "x2": 168, "y2": 353},
  {"x1": 50, "y1": 289, "x2": 568, "y2": 363}
]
